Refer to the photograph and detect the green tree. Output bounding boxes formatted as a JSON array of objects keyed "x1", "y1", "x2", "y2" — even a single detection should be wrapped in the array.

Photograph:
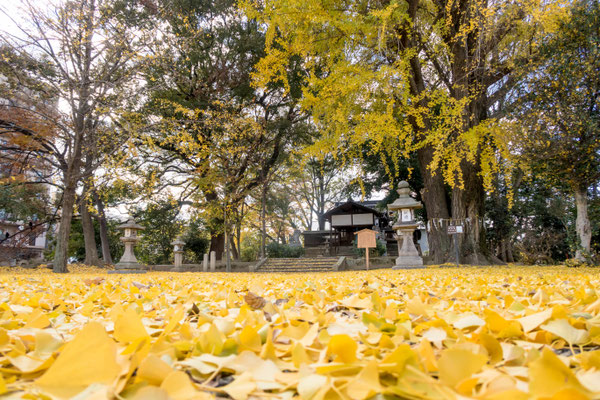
[
  {"x1": 137, "y1": 0, "x2": 305, "y2": 262},
  {"x1": 511, "y1": 0, "x2": 600, "y2": 261},
  {"x1": 134, "y1": 199, "x2": 184, "y2": 265}
]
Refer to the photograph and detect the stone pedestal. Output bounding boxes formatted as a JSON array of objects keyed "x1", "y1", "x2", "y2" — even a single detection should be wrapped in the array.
[
  {"x1": 203, "y1": 253, "x2": 208, "y2": 272},
  {"x1": 173, "y1": 251, "x2": 184, "y2": 272},
  {"x1": 117, "y1": 237, "x2": 144, "y2": 270},
  {"x1": 393, "y1": 229, "x2": 424, "y2": 269},
  {"x1": 171, "y1": 236, "x2": 185, "y2": 272}
]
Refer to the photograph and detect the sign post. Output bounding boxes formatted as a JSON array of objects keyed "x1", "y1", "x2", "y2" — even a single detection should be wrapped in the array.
[
  {"x1": 355, "y1": 229, "x2": 377, "y2": 271},
  {"x1": 447, "y1": 225, "x2": 463, "y2": 267}
]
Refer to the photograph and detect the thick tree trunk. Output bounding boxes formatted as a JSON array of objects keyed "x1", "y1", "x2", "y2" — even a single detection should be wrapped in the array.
[
  {"x1": 574, "y1": 186, "x2": 591, "y2": 261},
  {"x1": 94, "y1": 193, "x2": 112, "y2": 264},
  {"x1": 317, "y1": 213, "x2": 326, "y2": 231},
  {"x1": 210, "y1": 232, "x2": 225, "y2": 260},
  {"x1": 53, "y1": 182, "x2": 77, "y2": 273},
  {"x1": 417, "y1": 145, "x2": 452, "y2": 264},
  {"x1": 451, "y1": 160, "x2": 489, "y2": 264},
  {"x1": 80, "y1": 199, "x2": 102, "y2": 266},
  {"x1": 506, "y1": 240, "x2": 515, "y2": 263}
]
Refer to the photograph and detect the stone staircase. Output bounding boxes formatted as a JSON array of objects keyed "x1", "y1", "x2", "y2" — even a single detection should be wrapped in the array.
[{"x1": 253, "y1": 257, "x2": 345, "y2": 273}]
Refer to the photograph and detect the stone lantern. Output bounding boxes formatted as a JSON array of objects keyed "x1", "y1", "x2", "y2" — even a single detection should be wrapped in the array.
[
  {"x1": 116, "y1": 218, "x2": 145, "y2": 271},
  {"x1": 387, "y1": 181, "x2": 424, "y2": 269},
  {"x1": 172, "y1": 236, "x2": 185, "y2": 271}
]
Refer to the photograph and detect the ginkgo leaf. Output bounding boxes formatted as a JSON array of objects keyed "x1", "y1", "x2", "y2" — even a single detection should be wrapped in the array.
[
  {"x1": 239, "y1": 325, "x2": 262, "y2": 353},
  {"x1": 541, "y1": 319, "x2": 590, "y2": 345},
  {"x1": 517, "y1": 309, "x2": 553, "y2": 333},
  {"x1": 453, "y1": 314, "x2": 485, "y2": 330},
  {"x1": 529, "y1": 348, "x2": 588, "y2": 398},
  {"x1": 422, "y1": 327, "x2": 447, "y2": 347},
  {"x1": 0, "y1": 375, "x2": 7, "y2": 396},
  {"x1": 114, "y1": 306, "x2": 149, "y2": 343},
  {"x1": 438, "y1": 348, "x2": 487, "y2": 387},
  {"x1": 222, "y1": 371, "x2": 256, "y2": 400},
  {"x1": 328, "y1": 334, "x2": 357, "y2": 363},
  {"x1": 297, "y1": 374, "x2": 328, "y2": 400},
  {"x1": 346, "y1": 360, "x2": 381, "y2": 399},
  {"x1": 7, "y1": 353, "x2": 54, "y2": 373},
  {"x1": 36, "y1": 322, "x2": 121, "y2": 399},
  {"x1": 130, "y1": 386, "x2": 171, "y2": 400},
  {"x1": 35, "y1": 330, "x2": 63, "y2": 355},
  {"x1": 137, "y1": 354, "x2": 173, "y2": 385},
  {"x1": 160, "y1": 370, "x2": 204, "y2": 400}
]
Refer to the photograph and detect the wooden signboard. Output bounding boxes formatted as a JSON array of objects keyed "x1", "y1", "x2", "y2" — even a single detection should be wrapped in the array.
[{"x1": 355, "y1": 229, "x2": 377, "y2": 270}]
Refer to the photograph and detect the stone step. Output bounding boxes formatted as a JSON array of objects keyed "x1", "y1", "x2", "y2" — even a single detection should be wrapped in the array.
[
  {"x1": 264, "y1": 261, "x2": 336, "y2": 265},
  {"x1": 263, "y1": 267, "x2": 333, "y2": 271},
  {"x1": 265, "y1": 259, "x2": 335, "y2": 262},
  {"x1": 263, "y1": 264, "x2": 334, "y2": 268},
  {"x1": 261, "y1": 266, "x2": 333, "y2": 269},
  {"x1": 265, "y1": 262, "x2": 335, "y2": 267},
  {"x1": 256, "y1": 257, "x2": 341, "y2": 272},
  {"x1": 259, "y1": 270, "x2": 333, "y2": 273}
]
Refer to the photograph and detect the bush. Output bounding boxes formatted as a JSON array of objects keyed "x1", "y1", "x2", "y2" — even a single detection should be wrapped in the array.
[
  {"x1": 564, "y1": 258, "x2": 593, "y2": 268},
  {"x1": 241, "y1": 246, "x2": 259, "y2": 262},
  {"x1": 266, "y1": 242, "x2": 304, "y2": 258},
  {"x1": 240, "y1": 234, "x2": 261, "y2": 262},
  {"x1": 183, "y1": 222, "x2": 210, "y2": 263}
]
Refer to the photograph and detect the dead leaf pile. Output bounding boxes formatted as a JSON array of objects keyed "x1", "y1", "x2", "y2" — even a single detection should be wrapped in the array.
[{"x1": 0, "y1": 266, "x2": 599, "y2": 399}]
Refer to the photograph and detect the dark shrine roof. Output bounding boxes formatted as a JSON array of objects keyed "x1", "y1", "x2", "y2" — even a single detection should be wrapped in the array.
[{"x1": 323, "y1": 200, "x2": 383, "y2": 221}]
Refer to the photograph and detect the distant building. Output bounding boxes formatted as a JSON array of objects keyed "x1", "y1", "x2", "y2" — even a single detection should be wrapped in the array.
[
  {"x1": 0, "y1": 214, "x2": 47, "y2": 264},
  {"x1": 302, "y1": 199, "x2": 429, "y2": 258},
  {"x1": 0, "y1": 69, "x2": 54, "y2": 265}
]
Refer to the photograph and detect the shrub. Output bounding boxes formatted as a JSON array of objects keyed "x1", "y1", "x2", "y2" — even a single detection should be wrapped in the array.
[
  {"x1": 564, "y1": 258, "x2": 592, "y2": 268},
  {"x1": 240, "y1": 234, "x2": 261, "y2": 262},
  {"x1": 266, "y1": 242, "x2": 304, "y2": 258}
]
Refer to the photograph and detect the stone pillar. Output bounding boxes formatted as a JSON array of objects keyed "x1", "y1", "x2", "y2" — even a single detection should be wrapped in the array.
[
  {"x1": 210, "y1": 251, "x2": 216, "y2": 272},
  {"x1": 203, "y1": 253, "x2": 209, "y2": 272},
  {"x1": 173, "y1": 251, "x2": 183, "y2": 270}
]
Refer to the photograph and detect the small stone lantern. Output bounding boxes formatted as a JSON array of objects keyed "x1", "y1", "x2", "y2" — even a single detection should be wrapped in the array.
[
  {"x1": 387, "y1": 181, "x2": 424, "y2": 269},
  {"x1": 172, "y1": 236, "x2": 185, "y2": 271},
  {"x1": 116, "y1": 218, "x2": 145, "y2": 271}
]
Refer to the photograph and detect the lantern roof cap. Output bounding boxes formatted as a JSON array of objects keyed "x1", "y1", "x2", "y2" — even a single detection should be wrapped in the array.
[
  {"x1": 117, "y1": 218, "x2": 145, "y2": 231},
  {"x1": 387, "y1": 181, "x2": 422, "y2": 211},
  {"x1": 171, "y1": 236, "x2": 185, "y2": 245}
]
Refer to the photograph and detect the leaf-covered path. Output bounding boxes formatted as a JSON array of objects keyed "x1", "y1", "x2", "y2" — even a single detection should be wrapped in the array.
[{"x1": 0, "y1": 266, "x2": 599, "y2": 399}]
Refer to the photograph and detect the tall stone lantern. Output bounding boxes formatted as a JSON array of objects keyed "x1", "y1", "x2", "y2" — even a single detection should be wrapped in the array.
[
  {"x1": 388, "y1": 181, "x2": 424, "y2": 269},
  {"x1": 116, "y1": 218, "x2": 145, "y2": 271},
  {"x1": 172, "y1": 236, "x2": 185, "y2": 271}
]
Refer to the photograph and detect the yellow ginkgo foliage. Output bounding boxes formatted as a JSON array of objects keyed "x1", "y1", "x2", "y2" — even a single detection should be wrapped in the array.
[{"x1": 0, "y1": 265, "x2": 599, "y2": 399}]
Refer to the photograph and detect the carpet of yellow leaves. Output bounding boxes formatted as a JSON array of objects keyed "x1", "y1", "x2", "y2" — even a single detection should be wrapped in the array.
[{"x1": 0, "y1": 266, "x2": 599, "y2": 399}]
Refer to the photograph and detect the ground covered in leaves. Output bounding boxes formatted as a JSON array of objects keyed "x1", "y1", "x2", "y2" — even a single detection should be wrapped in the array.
[{"x1": 0, "y1": 266, "x2": 599, "y2": 399}]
